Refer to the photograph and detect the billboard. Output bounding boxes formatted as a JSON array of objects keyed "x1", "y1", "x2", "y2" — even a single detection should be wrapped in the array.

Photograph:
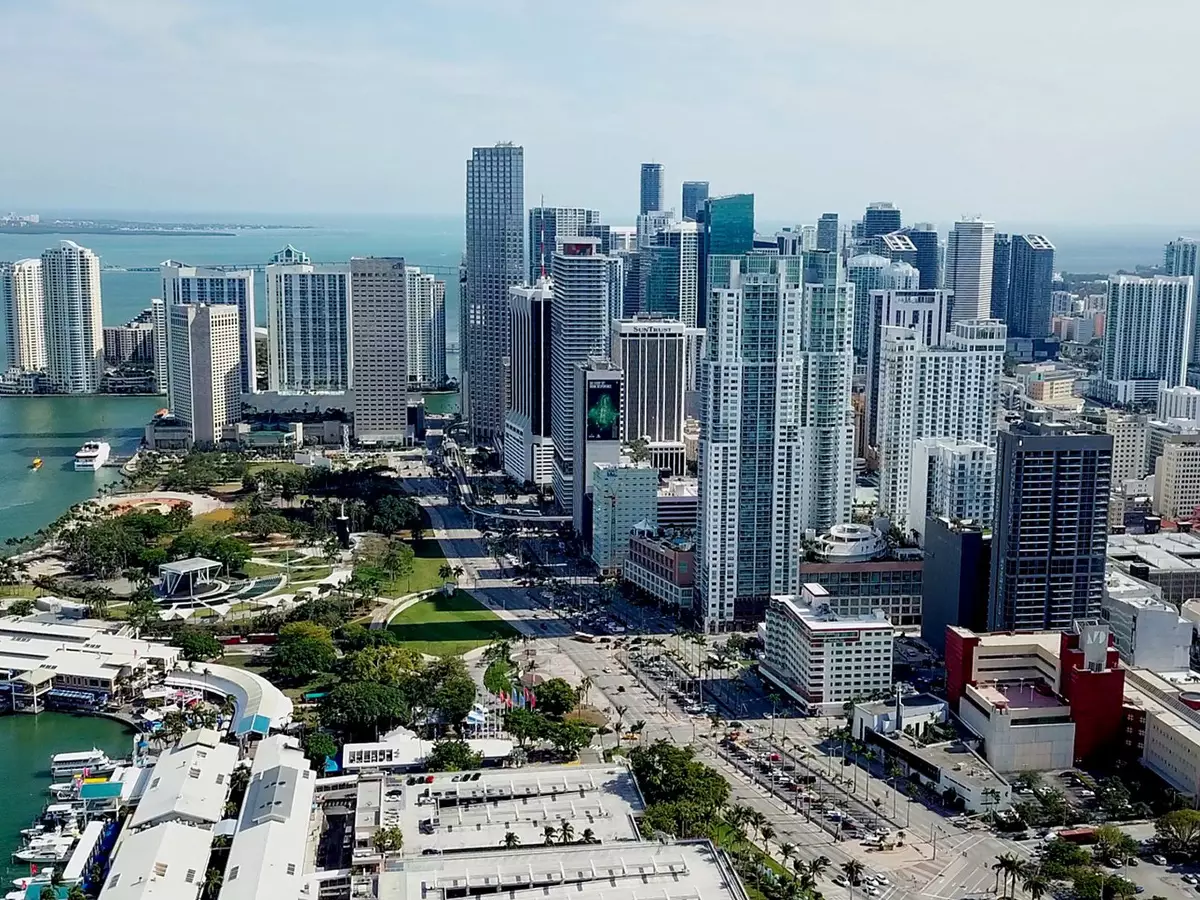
[{"x1": 585, "y1": 380, "x2": 621, "y2": 441}]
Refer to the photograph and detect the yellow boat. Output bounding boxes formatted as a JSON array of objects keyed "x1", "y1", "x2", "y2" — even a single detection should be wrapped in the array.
[{"x1": 31, "y1": 458, "x2": 42, "y2": 470}]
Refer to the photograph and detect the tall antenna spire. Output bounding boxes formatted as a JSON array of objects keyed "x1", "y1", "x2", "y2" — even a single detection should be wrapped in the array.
[{"x1": 539, "y1": 194, "x2": 546, "y2": 279}]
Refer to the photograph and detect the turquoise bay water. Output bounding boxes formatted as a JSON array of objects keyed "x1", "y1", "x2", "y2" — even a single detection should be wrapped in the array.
[{"x1": 0, "y1": 714, "x2": 132, "y2": 881}]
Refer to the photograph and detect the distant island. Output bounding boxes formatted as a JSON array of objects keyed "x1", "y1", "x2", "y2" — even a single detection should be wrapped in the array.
[{"x1": 0, "y1": 214, "x2": 312, "y2": 237}]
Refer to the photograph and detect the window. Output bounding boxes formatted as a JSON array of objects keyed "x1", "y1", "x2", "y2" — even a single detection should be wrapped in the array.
[
  {"x1": 185, "y1": 870, "x2": 197, "y2": 884},
  {"x1": 287, "y1": 863, "x2": 296, "y2": 876},
  {"x1": 229, "y1": 867, "x2": 240, "y2": 881}
]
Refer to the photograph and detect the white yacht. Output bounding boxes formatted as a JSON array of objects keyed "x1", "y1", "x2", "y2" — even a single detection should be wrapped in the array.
[
  {"x1": 74, "y1": 441, "x2": 111, "y2": 471},
  {"x1": 13, "y1": 835, "x2": 74, "y2": 864},
  {"x1": 50, "y1": 748, "x2": 112, "y2": 777}
]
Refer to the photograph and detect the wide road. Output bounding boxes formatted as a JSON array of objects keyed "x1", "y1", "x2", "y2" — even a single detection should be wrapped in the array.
[{"x1": 414, "y1": 491, "x2": 1033, "y2": 900}]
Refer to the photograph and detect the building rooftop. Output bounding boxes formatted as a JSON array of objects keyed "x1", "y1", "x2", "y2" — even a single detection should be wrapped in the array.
[
  {"x1": 772, "y1": 591, "x2": 894, "y2": 631},
  {"x1": 100, "y1": 821, "x2": 212, "y2": 900},
  {"x1": 218, "y1": 736, "x2": 316, "y2": 900},
  {"x1": 375, "y1": 841, "x2": 749, "y2": 900},
  {"x1": 973, "y1": 682, "x2": 1066, "y2": 711},
  {"x1": 910, "y1": 740, "x2": 1009, "y2": 792},
  {"x1": 947, "y1": 626, "x2": 1062, "y2": 657},
  {"x1": 855, "y1": 692, "x2": 947, "y2": 719},
  {"x1": 165, "y1": 662, "x2": 293, "y2": 734},
  {"x1": 390, "y1": 764, "x2": 644, "y2": 857},
  {"x1": 129, "y1": 729, "x2": 238, "y2": 830},
  {"x1": 1109, "y1": 532, "x2": 1200, "y2": 573}
]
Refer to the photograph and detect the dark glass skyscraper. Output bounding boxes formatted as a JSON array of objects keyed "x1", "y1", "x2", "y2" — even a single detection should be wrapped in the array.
[
  {"x1": 465, "y1": 143, "x2": 525, "y2": 445},
  {"x1": 640, "y1": 163, "x2": 664, "y2": 215},
  {"x1": 988, "y1": 416, "x2": 1112, "y2": 632},
  {"x1": 901, "y1": 224, "x2": 940, "y2": 291},
  {"x1": 1008, "y1": 234, "x2": 1056, "y2": 339},
  {"x1": 990, "y1": 233, "x2": 1012, "y2": 325},
  {"x1": 816, "y1": 213, "x2": 839, "y2": 251},
  {"x1": 861, "y1": 202, "x2": 902, "y2": 239},
  {"x1": 527, "y1": 207, "x2": 600, "y2": 282},
  {"x1": 681, "y1": 181, "x2": 709, "y2": 220},
  {"x1": 699, "y1": 194, "x2": 755, "y2": 330}
]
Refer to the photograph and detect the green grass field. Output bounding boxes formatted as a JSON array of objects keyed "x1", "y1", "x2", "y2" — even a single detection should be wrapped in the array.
[
  {"x1": 377, "y1": 539, "x2": 449, "y2": 596},
  {"x1": 290, "y1": 565, "x2": 334, "y2": 584},
  {"x1": 387, "y1": 589, "x2": 517, "y2": 656},
  {"x1": 239, "y1": 561, "x2": 285, "y2": 578}
]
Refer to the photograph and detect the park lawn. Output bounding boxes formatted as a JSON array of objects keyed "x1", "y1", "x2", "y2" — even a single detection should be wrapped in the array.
[
  {"x1": 246, "y1": 461, "x2": 304, "y2": 475},
  {"x1": 387, "y1": 589, "x2": 517, "y2": 656},
  {"x1": 239, "y1": 561, "x2": 284, "y2": 578},
  {"x1": 193, "y1": 508, "x2": 236, "y2": 529},
  {"x1": 0, "y1": 584, "x2": 43, "y2": 598},
  {"x1": 378, "y1": 539, "x2": 448, "y2": 596}
]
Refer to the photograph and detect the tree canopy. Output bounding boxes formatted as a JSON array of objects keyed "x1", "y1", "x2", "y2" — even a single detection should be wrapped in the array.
[
  {"x1": 320, "y1": 682, "x2": 408, "y2": 740},
  {"x1": 533, "y1": 677, "x2": 579, "y2": 720},
  {"x1": 274, "y1": 621, "x2": 337, "y2": 682},
  {"x1": 173, "y1": 628, "x2": 224, "y2": 662},
  {"x1": 426, "y1": 739, "x2": 483, "y2": 772},
  {"x1": 630, "y1": 740, "x2": 730, "y2": 811}
]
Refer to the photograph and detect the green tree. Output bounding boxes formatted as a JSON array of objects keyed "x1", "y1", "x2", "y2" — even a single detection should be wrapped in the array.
[
  {"x1": 304, "y1": 732, "x2": 339, "y2": 767},
  {"x1": 1039, "y1": 839, "x2": 1092, "y2": 879},
  {"x1": 372, "y1": 826, "x2": 404, "y2": 853},
  {"x1": 274, "y1": 621, "x2": 337, "y2": 681},
  {"x1": 1021, "y1": 866, "x2": 1051, "y2": 900},
  {"x1": 503, "y1": 708, "x2": 545, "y2": 748},
  {"x1": 533, "y1": 677, "x2": 579, "y2": 719},
  {"x1": 7, "y1": 598, "x2": 34, "y2": 617},
  {"x1": 1155, "y1": 808, "x2": 1200, "y2": 855},
  {"x1": 559, "y1": 821, "x2": 575, "y2": 844},
  {"x1": 544, "y1": 720, "x2": 594, "y2": 758},
  {"x1": 425, "y1": 739, "x2": 483, "y2": 772},
  {"x1": 373, "y1": 496, "x2": 421, "y2": 534},
  {"x1": 629, "y1": 740, "x2": 730, "y2": 811},
  {"x1": 127, "y1": 595, "x2": 161, "y2": 635},
  {"x1": 343, "y1": 645, "x2": 422, "y2": 685},
  {"x1": 433, "y1": 673, "x2": 477, "y2": 724},
  {"x1": 66, "y1": 886, "x2": 87, "y2": 900},
  {"x1": 543, "y1": 825, "x2": 556, "y2": 845},
  {"x1": 841, "y1": 860, "x2": 865, "y2": 893},
  {"x1": 502, "y1": 831, "x2": 520, "y2": 848},
  {"x1": 320, "y1": 682, "x2": 408, "y2": 740},
  {"x1": 174, "y1": 627, "x2": 224, "y2": 662}
]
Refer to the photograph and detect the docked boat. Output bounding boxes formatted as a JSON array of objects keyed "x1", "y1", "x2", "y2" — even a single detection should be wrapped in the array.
[
  {"x1": 50, "y1": 748, "x2": 112, "y2": 778},
  {"x1": 74, "y1": 441, "x2": 110, "y2": 471},
  {"x1": 30, "y1": 458, "x2": 42, "y2": 470},
  {"x1": 13, "y1": 835, "x2": 74, "y2": 864},
  {"x1": 12, "y1": 869, "x2": 53, "y2": 889},
  {"x1": 47, "y1": 782, "x2": 76, "y2": 800}
]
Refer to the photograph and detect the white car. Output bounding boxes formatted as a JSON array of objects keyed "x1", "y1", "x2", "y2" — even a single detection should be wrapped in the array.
[
  {"x1": 874, "y1": 875, "x2": 890, "y2": 887},
  {"x1": 833, "y1": 877, "x2": 850, "y2": 888},
  {"x1": 864, "y1": 888, "x2": 880, "y2": 897}
]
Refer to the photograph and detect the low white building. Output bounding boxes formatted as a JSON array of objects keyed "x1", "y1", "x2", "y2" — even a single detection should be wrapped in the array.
[
  {"x1": 99, "y1": 821, "x2": 213, "y2": 900},
  {"x1": 129, "y1": 729, "x2": 238, "y2": 830},
  {"x1": 759, "y1": 585, "x2": 895, "y2": 715},
  {"x1": 342, "y1": 728, "x2": 513, "y2": 772},
  {"x1": 1101, "y1": 569, "x2": 1193, "y2": 671},
  {"x1": 851, "y1": 692, "x2": 948, "y2": 742},
  {"x1": 218, "y1": 735, "x2": 316, "y2": 900},
  {"x1": 957, "y1": 681, "x2": 1075, "y2": 774},
  {"x1": 590, "y1": 460, "x2": 659, "y2": 574}
]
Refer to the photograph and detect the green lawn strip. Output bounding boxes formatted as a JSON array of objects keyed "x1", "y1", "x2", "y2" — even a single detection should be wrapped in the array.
[
  {"x1": 377, "y1": 539, "x2": 448, "y2": 596},
  {"x1": 246, "y1": 461, "x2": 303, "y2": 474},
  {"x1": 709, "y1": 820, "x2": 792, "y2": 884},
  {"x1": 239, "y1": 561, "x2": 284, "y2": 578},
  {"x1": 387, "y1": 589, "x2": 517, "y2": 656},
  {"x1": 0, "y1": 584, "x2": 42, "y2": 598}
]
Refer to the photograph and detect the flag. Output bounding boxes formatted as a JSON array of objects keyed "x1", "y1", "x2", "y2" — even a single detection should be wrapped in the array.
[{"x1": 527, "y1": 687, "x2": 536, "y2": 709}]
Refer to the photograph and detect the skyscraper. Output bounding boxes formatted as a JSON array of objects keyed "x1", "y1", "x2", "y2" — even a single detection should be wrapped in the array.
[
  {"x1": 0, "y1": 259, "x2": 45, "y2": 372},
  {"x1": 989, "y1": 416, "x2": 1112, "y2": 632},
  {"x1": 350, "y1": 257, "x2": 408, "y2": 444},
  {"x1": 168, "y1": 303, "x2": 242, "y2": 445},
  {"x1": 699, "y1": 194, "x2": 755, "y2": 330},
  {"x1": 1008, "y1": 234, "x2": 1055, "y2": 339},
  {"x1": 681, "y1": 181, "x2": 709, "y2": 221},
  {"x1": 944, "y1": 217, "x2": 996, "y2": 321},
  {"x1": 863, "y1": 288, "x2": 955, "y2": 449},
  {"x1": 550, "y1": 240, "x2": 612, "y2": 516},
  {"x1": 636, "y1": 210, "x2": 675, "y2": 250},
  {"x1": 503, "y1": 278, "x2": 554, "y2": 486},
  {"x1": 405, "y1": 267, "x2": 447, "y2": 390},
  {"x1": 160, "y1": 261, "x2": 256, "y2": 393},
  {"x1": 527, "y1": 207, "x2": 601, "y2": 283},
  {"x1": 644, "y1": 221, "x2": 700, "y2": 326},
  {"x1": 1165, "y1": 237, "x2": 1200, "y2": 362},
  {"x1": 150, "y1": 298, "x2": 167, "y2": 394},
  {"x1": 639, "y1": 163, "x2": 664, "y2": 215},
  {"x1": 572, "y1": 358, "x2": 623, "y2": 533},
  {"x1": 610, "y1": 315, "x2": 699, "y2": 474},
  {"x1": 1102, "y1": 275, "x2": 1194, "y2": 404},
  {"x1": 264, "y1": 246, "x2": 351, "y2": 392},
  {"x1": 847, "y1": 255, "x2": 918, "y2": 356},
  {"x1": 42, "y1": 241, "x2": 104, "y2": 394},
  {"x1": 877, "y1": 319, "x2": 1006, "y2": 531},
  {"x1": 697, "y1": 251, "x2": 854, "y2": 631},
  {"x1": 860, "y1": 202, "x2": 902, "y2": 239},
  {"x1": 816, "y1": 213, "x2": 839, "y2": 252},
  {"x1": 901, "y1": 223, "x2": 940, "y2": 290},
  {"x1": 990, "y1": 233, "x2": 1012, "y2": 323},
  {"x1": 464, "y1": 143, "x2": 525, "y2": 445}
]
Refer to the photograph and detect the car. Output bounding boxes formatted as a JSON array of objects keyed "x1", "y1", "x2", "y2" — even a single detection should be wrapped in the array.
[
  {"x1": 833, "y1": 877, "x2": 849, "y2": 888},
  {"x1": 1153, "y1": 855, "x2": 1168, "y2": 866},
  {"x1": 864, "y1": 888, "x2": 880, "y2": 897},
  {"x1": 874, "y1": 875, "x2": 890, "y2": 887},
  {"x1": 1184, "y1": 874, "x2": 1198, "y2": 885},
  {"x1": 1134, "y1": 888, "x2": 1144, "y2": 895}
]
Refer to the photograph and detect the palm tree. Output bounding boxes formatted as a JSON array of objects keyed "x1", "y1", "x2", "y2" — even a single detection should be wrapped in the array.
[
  {"x1": 1000, "y1": 854, "x2": 1022, "y2": 899},
  {"x1": 559, "y1": 821, "x2": 575, "y2": 844},
  {"x1": 502, "y1": 831, "x2": 520, "y2": 849},
  {"x1": 808, "y1": 856, "x2": 831, "y2": 881},
  {"x1": 543, "y1": 825, "x2": 557, "y2": 846},
  {"x1": 841, "y1": 860, "x2": 865, "y2": 898},
  {"x1": 1021, "y1": 865, "x2": 1050, "y2": 900},
  {"x1": 202, "y1": 868, "x2": 224, "y2": 900},
  {"x1": 760, "y1": 824, "x2": 776, "y2": 848},
  {"x1": 778, "y1": 842, "x2": 796, "y2": 868},
  {"x1": 581, "y1": 828, "x2": 596, "y2": 844}
]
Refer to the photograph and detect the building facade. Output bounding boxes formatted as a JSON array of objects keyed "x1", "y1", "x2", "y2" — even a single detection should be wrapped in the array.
[
  {"x1": 405, "y1": 266, "x2": 447, "y2": 390},
  {"x1": 639, "y1": 163, "x2": 664, "y2": 215},
  {"x1": 527, "y1": 208, "x2": 601, "y2": 282},
  {"x1": 167, "y1": 303, "x2": 242, "y2": 445},
  {"x1": 264, "y1": 247, "x2": 352, "y2": 392},
  {"x1": 644, "y1": 222, "x2": 700, "y2": 326},
  {"x1": 944, "y1": 218, "x2": 995, "y2": 321},
  {"x1": 623, "y1": 529, "x2": 695, "y2": 609},
  {"x1": 681, "y1": 181, "x2": 709, "y2": 221},
  {"x1": 1165, "y1": 237, "x2": 1200, "y2": 364},
  {"x1": 696, "y1": 251, "x2": 854, "y2": 631},
  {"x1": 550, "y1": 241, "x2": 612, "y2": 516},
  {"x1": 907, "y1": 438, "x2": 997, "y2": 536},
  {"x1": 1102, "y1": 275, "x2": 1194, "y2": 403},
  {"x1": 877, "y1": 320, "x2": 1005, "y2": 531},
  {"x1": 901, "y1": 223, "x2": 940, "y2": 291},
  {"x1": 350, "y1": 257, "x2": 408, "y2": 444},
  {"x1": 1154, "y1": 433, "x2": 1200, "y2": 521},
  {"x1": 503, "y1": 279, "x2": 554, "y2": 486},
  {"x1": 43, "y1": 241, "x2": 104, "y2": 393},
  {"x1": 1007, "y1": 234, "x2": 1056, "y2": 339},
  {"x1": 0, "y1": 259, "x2": 45, "y2": 372},
  {"x1": 590, "y1": 461, "x2": 659, "y2": 573},
  {"x1": 464, "y1": 143, "x2": 525, "y2": 445},
  {"x1": 151, "y1": 298, "x2": 167, "y2": 394},
  {"x1": 988, "y1": 417, "x2": 1113, "y2": 631},
  {"x1": 161, "y1": 262, "x2": 255, "y2": 394}
]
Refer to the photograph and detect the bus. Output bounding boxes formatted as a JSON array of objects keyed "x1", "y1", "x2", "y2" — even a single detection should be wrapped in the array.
[{"x1": 573, "y1": 632, "x2": 596, "y2": 643}]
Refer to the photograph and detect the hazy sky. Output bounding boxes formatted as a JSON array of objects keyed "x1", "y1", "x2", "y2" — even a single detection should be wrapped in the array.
[{"x1": 3, "y1": 0, "x2": 1197, "y2": 225}]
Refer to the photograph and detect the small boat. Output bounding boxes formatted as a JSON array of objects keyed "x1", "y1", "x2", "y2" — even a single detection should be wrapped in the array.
[
  {"x1": 50, "y1": 748, "x2": 112, "y2": 778},
  {"x1": 12, "y1": 869, "x2": 53, "y2": 888},
  {"x1": 30, "y1": 458, "x2": 42, "y2": 470},
  {"x1": 13, "y1": 835, "x2": 74, "y2": 864},
  {"x1": 8, "y1": 890, "x2": 28, "y2": 900},
  {"x1": 74, "y1": 441, "x2": 111, "y2": 471},
  {"x1": 47, "y1": 782, "x2": 76, "y2": 800}
]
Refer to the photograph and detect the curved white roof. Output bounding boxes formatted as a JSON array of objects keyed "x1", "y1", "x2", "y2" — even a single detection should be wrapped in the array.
[{"x1": 165, "y1": 663, "x2": 293, "y2": 732}]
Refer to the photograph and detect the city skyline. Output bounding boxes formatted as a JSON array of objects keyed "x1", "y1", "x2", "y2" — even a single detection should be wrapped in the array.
[{"x1": 2, "y1": 2, "x2": 1198, "y2": 224}]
